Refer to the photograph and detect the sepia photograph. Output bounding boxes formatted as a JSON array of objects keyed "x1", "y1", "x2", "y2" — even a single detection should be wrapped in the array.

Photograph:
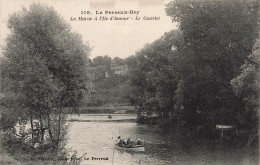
[{"x1": 0, "y1": 0, "x2": 259, "y2": 164}]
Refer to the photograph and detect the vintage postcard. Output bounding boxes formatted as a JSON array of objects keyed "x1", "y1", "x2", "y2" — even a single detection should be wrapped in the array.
[{"x1": 0, "y1": 0, "x2": 259, "y2": 165}]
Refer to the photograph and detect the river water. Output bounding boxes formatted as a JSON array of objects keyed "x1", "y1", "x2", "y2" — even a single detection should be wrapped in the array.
[{"x1": 66, "y1": 114, "x2": 258, "y2": 165}]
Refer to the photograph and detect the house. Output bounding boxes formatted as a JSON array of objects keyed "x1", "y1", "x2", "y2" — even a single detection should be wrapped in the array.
[{"x1": 111, "y1": 64, "x2": 128, "y2": 75}]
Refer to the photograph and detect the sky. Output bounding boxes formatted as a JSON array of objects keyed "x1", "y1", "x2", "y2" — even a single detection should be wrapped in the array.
[{"x1": 0, "y1": 0, "x2": 177, "y2": 59}]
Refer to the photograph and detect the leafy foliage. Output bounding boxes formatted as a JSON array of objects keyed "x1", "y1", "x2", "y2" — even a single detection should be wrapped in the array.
[
  {"x1": 165, "y1": 0, "x2": 259, "y2": 128},
  {"x1": 1, "y1": 3, "x2": 90, "y2": 148},
  {"x1": 126, "y1": 0, "x2": 259, "y2": 140},
  {"x1": 231, "y1": 37, "x2": 260, "y2": 129},
  {"x1": 125, "y1": 30, "x2": 181, "y2": 119}
]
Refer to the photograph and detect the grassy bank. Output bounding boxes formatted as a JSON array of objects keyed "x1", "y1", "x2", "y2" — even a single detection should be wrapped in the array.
[
  {"x1": 0, "y1": 130, "x2": 71, "y2": 165},
  {"x1": 0, "y1": 148, "x2": 21, "y2": 165},
  {"x1": 77, "y1": 105, "x2": 136, "y2": 114},
  {"x1": 0, "y1": 131, "x2": 21, "y2": 165}
]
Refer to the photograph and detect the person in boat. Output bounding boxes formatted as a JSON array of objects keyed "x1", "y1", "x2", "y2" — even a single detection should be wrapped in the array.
[
  {"x1": 119, "y1": 138, "x2": 131, "y2": 147},
  {"x1": 137, "y1": 138, "x2": 142, "y2": 145},
  {"x1": 125, "y1": 138, "x2": 134, "y2": 147},
  {"x1": 116, "y1": 136, "x2": 120, "y2": 144},
  {"x1": 126, "y1": 138, "x2": 131, "y2": 147},
  {"x1": 116, "y1": 136, "x2": 123, "y2": 147},
  {"x1": 119, "y1": 140, "x2": 123, "y2": 147},
  {"x1": 129, "y1": 140, "x2": 134, "y2": 147}
]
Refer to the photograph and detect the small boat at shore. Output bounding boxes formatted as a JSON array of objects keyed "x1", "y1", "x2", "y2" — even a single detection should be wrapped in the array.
[{"x1": 115, "y1": 144, "x2": 145, "y2": 152}]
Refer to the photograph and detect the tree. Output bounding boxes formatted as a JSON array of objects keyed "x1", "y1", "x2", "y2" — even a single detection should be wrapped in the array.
[
  {"x1": 87, "y1": 58, "x2": 93, "y2": 66},
  {"x1": 165, "y1": 0, "x2": 259, "y2": 132},
  {"x1": 112, "y1": 57, "x2": 125, "y2": 66},
  {"x1": 231, "y1": 37, "x2": 259, "y2": 128},
  {"x1": 92, "y1": 55, "x2": 111, "y2": 67},
  {"x1": 103, "y1": 55, "x2": 112, "y2": 68},
  {"x1": 126, "y1": 30, "x2": 181, "y2": 123},
  {"x1": 92, "y1": 56, "x2": 104, "y2": 67},
  {"x1": 1, "y1": 3, "x2": 90, "y2": 148}
]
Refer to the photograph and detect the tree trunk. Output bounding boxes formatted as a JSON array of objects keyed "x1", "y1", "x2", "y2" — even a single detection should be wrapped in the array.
[
  {"x1": 39, "y1": 114, "x2": 44, "y2": 144},
  {"x1": 47, "y1": 113, "x2": 53, "y2": 144},
  {"x1": 56, "y1": 113, "x2": 61, "y2": 147},
  {"x1": 56, "y1": 107, "x2": 62, "y2": 148},
  {"x1": 30, "y1": 115, "x2": 34, "y2": 146}
]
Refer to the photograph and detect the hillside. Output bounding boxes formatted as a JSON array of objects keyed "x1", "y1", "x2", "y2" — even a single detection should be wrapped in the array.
[{"x1": 86, "y1": 56, "x2": 130, "y2": 106}]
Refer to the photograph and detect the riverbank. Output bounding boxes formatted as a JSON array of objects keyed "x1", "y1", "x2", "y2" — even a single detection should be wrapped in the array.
[
  {"x1": 0, "y1": 131, "x2": 21, "y2": 165},
  {"x1": 0, "y1": 131, "x2": 24, "y2": 165},
  {"x1": 76, "y1": 105, "x2": 136, "y2": 114},
  {"x1": 0, "y1": 147, "x2": 21, "y2": 165},
  {"x1": 67, "y1": 118, "x2": 136, "y2": 122},
  {"x1": 0, "y1": 130, "x2": 70, "y2": 165},
  {"x1": 67, "y1": 114, "x2": 137, "y2": 123}
]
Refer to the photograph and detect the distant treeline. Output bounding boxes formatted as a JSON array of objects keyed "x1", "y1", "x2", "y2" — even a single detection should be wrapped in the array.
[{"x1": 88, "y1": 56, "x2": 127, "y2": 67}]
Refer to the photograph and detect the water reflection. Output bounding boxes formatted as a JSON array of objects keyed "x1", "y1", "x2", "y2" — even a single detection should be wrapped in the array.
[{"x1": 66, "y1": 114, "x2": 258, "y2": 165}]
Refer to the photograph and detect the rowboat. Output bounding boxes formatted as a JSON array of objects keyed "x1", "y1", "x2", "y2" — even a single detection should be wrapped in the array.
[{"x1": 115, "y1": 144, "x2": 145, "y2": 152}]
